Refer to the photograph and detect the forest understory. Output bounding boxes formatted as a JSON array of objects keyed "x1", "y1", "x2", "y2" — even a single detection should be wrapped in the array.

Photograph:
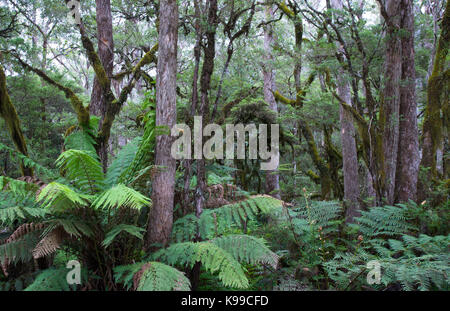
[{"x1": 0, "y1": 0, "x2": 448, "y2": 292}]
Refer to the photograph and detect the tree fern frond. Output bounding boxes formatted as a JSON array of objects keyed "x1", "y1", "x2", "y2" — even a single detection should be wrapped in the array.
[
  {"x1": 157, "y1": 241, "x2": 249, "y2": 289},
  {"x1": 114, "y1": 261, "x2": 190, "y2": 291},
  {"x1": 105, "y1": 137, "x2": 142, "y2": 187},
  {"x1": 0, "y1": 206, "x2": 48, "y2": 225},
  {"x1": 37, "y1": 182, "x2": 91, "y2": 212},
  {"x1": 102, "y1": 224, "x2": 145, "y2": 248},
  {"x1": 24, "y1": 267, "x2": 87, "y2": 291},
  {"x1": 92, "y1": 184, "x2": 151, "y2": 210},
  {"x1": 32, "y1": 226, "x2": 67, "y2": 259},
  {"x1": 56, "y1": 150, "x2": 104, "y2": 194},
  {"x1": 43, "y1": 218, "x2": 94, "y2": 238},
  {"x1": 172, "y1": 195, "x2": 284, "y2": 241},
  {"x1": 211, "y1": 235, "x2": 279, "y2": 269},
  {"x1": 64, "y1": 130, "x2": 97, "y2": 156}
]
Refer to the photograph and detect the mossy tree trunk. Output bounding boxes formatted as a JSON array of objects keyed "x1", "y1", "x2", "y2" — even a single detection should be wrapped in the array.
[
  {"x1": 91, "y1": 0, "x2": 115, "y2": 171},
  {"x1": 0, "y1": 65, "x2": 33, "y2": 177},
  {"x1": 420, "y1": 0, "x2": 449, "y2": 179}
]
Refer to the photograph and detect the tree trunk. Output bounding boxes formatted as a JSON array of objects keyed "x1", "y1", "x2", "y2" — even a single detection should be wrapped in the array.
[
  {"x1": 337, "y1": 76, "x2": 360, "y2": 222},
  {"x1": 0, "y1": 66, "x2": 33, "y2": 177},
  {"x1": 91, "y1": 0, "x2": 114, "y2": 171},
  {"x1": 146, "y1": 0, "x2": 178, "y2": 250},
  {"x1": 420, "y1": 0, "x2": 449, "y2": 178},
  {"x1": 395, "y1": 0, "x2": 419, "y2": 202},
  {"x1": 380, "y1": 0, "x2": 402, "y2": 204},
  {"x1": 194, "y1": 0, "x2": 218, "y2": 218},
  {"x1": 263, "y1": 5, "x2": 280, "y2": 199}
]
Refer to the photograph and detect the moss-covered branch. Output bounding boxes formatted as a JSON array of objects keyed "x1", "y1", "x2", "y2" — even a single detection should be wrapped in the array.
[
  {"x1": 0, "y1": 65, "x2": 33, "y2": 176},
  {"x1": 12, "y1": 54, "x2": 90, "y2": 127}
]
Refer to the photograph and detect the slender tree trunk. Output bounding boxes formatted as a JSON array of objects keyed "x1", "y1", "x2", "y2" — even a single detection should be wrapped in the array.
[
  {"x1": 337, "y1": 76, "x2": 360, "y2": 222},
  {"x1": 194, "y1": 0, "x2": 218, "y2": 219},
  {"x1": 91, "y1": 0, "x2": 114, "y2": 170},
  {"x1": 395, "y1": 0, "x2": 419, "y2": 202},
  {"x1": 0, "y1": 66, "x2": 33, "y2": 177},
  {"x1": 262, "y1": 5, "x2": 280, "y2": 199},
  {"x1": 146, "y1": 0, "x2": 178, "y2": 249},
  {"x1": 331, "y1": 0, "x2": 360, "y2": 221},
  {"x1": 380, "y1": 0, "x2": 402, "y2": 204}
]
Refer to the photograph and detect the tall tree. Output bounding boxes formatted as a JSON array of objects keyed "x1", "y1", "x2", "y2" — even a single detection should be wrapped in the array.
[
  {"x1": 91, "y1": 0, "x2": 114, "y2": 170},
  {"x1": 379, "y1": 0, "x2": 402, "y2": 204},
  {"x1": 395, "y1": 0, "x2": 420, "y2": 202},
  {"x1": 146, "y1": 0, "x2": 178, "y2": 249},
  {"x1": 330, "y1": 0, "x2": 360, "y2": 222}
]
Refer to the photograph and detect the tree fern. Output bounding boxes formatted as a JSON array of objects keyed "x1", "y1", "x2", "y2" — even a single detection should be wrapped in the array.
[
  {"x1": 102, "y1": 224, "x2": 145, "y2": 248},
  {"x1": 92, "y1": 184, "x2": 151, "y2": 211},
  {"x1": 105, "y1": 137, "x2": 142, "y2": 187},
  {"x1": 210, "y1": 235, "x2": 279, "y2": 269},
  {"x1": 55, "y1": 150, "x2": 104, "y2": 194},
  {"x1": 37, "y1": 182, "x2": 91, "y2": 212}
]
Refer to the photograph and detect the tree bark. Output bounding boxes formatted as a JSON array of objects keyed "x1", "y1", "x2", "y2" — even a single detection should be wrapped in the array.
[
  {"x1": 395, "y1": 0, "x2": 419, "y2": 202},
  {"x1": 194, "y1": 0, "x2": 218, "y2": 218},
  {"x1": 420, "y1": 0, "x2": 449, "y2": 178},
  {"x1": 0, "y1": 65, "x2": 33, "y2": 177},
  {"x1": 91, "y1": 0, "x2": 114, "y2": 170},
  {"x1": 146, "y1": 0, "x2": 178, "y2": 249},
  {"x1": 380, "y1": 0, "x2": 402, "y2": 204},
  {"x1": 337, "y1": 76, "x2": 360, "y2": 222},
  {"x1": 262, "y1": 5, "x2": 280, "y2": 199}
]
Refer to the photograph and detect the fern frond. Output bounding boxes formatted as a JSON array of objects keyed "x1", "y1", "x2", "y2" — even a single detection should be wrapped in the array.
[
  {"x1": 156, "y1": 241, "x2": 249, "y2": 289},
  {"x1": 92, "y1": 184, "x2": 151, "y2": 210},
  {"x1": 24, "y1": 267, "x2": 86, "y2": 291},
  {"x1": 354, "y1": 205, "x2": 417, "y2": 238},
  {"x1": 37, "y1": 182, "x2": 91, "y2": 212},
  {"x1": 211, "y1": 235, "x2": 279, "y2": 269},
  {"x1": 172, "y1": 195, "x2": 284, "y2": 241},
  {"x1": 64, "y1": 130, "x2": 97, "y2": 156},
  {"x1": 56, "y1": 150, "x2": 104, "y2": 194},
  {"x1": 114, "y1": 261, "x2": 190, "y2": 291},
  {"x1": 102, "y1": 224, "x2": 145, "y2": 248},
  {"x1": 32, "y1": 226, "x2": 67, "y2": 259},
  {"x1": 43, "y1": 218, "x2": 94, "y2": 238},
  {"x1": 105, "y1": 137, "x2": 142, "y2": 187},
  {"x1": 0, "y1": 206, "x2": 48, "y2": 225}
]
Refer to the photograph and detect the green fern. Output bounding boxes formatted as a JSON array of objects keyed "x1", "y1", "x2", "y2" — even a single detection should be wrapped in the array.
[
  {"x1": 172, "y1": 195, "x2": 284, "y2": 241},
  {"x1": 56, "y1": 150, "x2": 105, "y2": 194},
  {"x1": 114, "y1": 261, "x2": 191, "y2": 291},
  {"x1": 105, "y1": 137, "x2": 142, "y2": 187},
  {"x1": 92, "y1": 184, "x2": 151, "y2": 211},
  {"x1": 102, "y1": 224, "x2": 145, "y2": 248},
  {"x1": 156, "y1": 241, "x2": 249, "y2": 289}
]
